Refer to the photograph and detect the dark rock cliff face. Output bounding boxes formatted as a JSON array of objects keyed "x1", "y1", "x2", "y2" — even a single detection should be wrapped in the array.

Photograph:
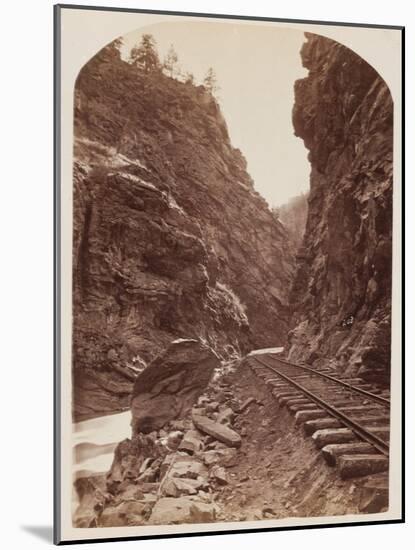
[
  {"x1": 288, "y1": 34, "x2": 393, "y2": 383},
  {"x1": 72, "y1": 41, "x2": 294, "y2": 420}
]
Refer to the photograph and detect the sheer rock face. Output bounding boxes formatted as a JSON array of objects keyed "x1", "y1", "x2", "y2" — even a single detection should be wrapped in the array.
[
  {"x1": 289, "y1": 34, "x2": 393, "y2": 383},
  {"x1": 72, "y1": 42, "x2": 294, "y2": 420}
]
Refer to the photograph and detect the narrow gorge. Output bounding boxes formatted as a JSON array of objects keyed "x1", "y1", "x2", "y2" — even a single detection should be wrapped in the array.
[{"x1": 71, "y1": 29, "x2": 395, "y2": 530}]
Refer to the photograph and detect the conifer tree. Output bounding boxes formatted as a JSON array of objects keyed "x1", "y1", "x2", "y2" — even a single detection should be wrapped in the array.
[
  {"x1": 129, "y1": 34, "x2": 160, "y2": 73},
  {"x1": 163, "y1": 44, "x2": 179, "y2": 78},
  {"x1": 203, "y1": 67, "x2": 219, "y2": 96}
]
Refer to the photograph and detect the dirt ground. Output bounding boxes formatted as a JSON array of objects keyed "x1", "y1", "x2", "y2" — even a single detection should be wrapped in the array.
[
  {"x1": 210, "y1": 361, "x2": 381, "y2": 522},
  {"x1": 73, "y1": 359, "x2": 388, "y2": 529}
]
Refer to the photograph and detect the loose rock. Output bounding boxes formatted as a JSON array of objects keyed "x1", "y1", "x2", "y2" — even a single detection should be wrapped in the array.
[
  {"x1": 239, "y1": 397, "x2": 256, "y2": 412},
  {"x1": 217, "y1": 407, "x2": 235, "y2": 425},
  {"x1": 192, "y1": 412, "x2": 242, "y2": 448},
  {"x1": 166, "y1": 430, "x2": 184, "y2": 451},
  {"x1": 210, "y1": 465, "x2": 228, "y2": 485},
  {"x1": 178, "y1": 430, "x2": 204, "y2": 454},
  {"x1": 149, "y1": 497, "x2": 217, "y2": 524}
]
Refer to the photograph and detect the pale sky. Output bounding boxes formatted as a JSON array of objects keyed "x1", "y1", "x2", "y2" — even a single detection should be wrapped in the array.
[{"x1": 120, "y1": 22, "x2": 310, "y2": 207}]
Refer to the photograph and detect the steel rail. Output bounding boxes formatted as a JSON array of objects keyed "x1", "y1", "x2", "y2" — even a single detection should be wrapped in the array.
[
  {"x1": 265, "y1": 355, "x2": 390, "y2": 406},
  {"x1": 250, "y1": 355, "x2": 389, "y2": 456}
]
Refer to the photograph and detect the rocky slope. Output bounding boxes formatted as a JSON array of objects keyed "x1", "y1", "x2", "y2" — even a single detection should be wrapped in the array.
[
  {"x1": 72, "y1": 40, "x2": 294, "y2": 420},
  {"x1": 289, "y1": 33, "x2": 393, "y2": 383},
  {"x1": 73, "y1": 356, "x2": 382, "y2": 528}
]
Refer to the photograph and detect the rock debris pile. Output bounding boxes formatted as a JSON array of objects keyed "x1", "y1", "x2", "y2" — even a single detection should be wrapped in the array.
[
  {"x1": 73, "y1": 340, "x2": 253, "y2": 527},
  {"x1": 74, "y1": 341, "x2": 388, "y2": 528}
]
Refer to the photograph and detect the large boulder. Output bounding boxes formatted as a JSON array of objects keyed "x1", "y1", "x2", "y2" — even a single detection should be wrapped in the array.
[{"x1": 131, "y1": 339, "x2": 219, "y2": 434}]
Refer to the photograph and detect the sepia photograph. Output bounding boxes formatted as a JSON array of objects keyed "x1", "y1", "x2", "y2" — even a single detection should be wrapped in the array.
[{"x1": 54, "y1": 4, "x2": 403, "y2": 544}]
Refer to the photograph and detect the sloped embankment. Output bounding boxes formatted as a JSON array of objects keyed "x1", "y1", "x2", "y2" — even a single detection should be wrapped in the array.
[{"x1": 73, "y1": 357, "x2": 377, "y2": 528}]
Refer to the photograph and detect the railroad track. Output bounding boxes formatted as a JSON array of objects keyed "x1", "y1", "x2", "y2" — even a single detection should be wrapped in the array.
[{"x1": 246, "y1": 353, "x2": 391, "y2": 482}]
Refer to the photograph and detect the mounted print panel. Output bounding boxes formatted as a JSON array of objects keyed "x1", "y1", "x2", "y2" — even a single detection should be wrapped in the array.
[{"x1": 54, "y1": 4, "x2": 404, "y2": 544}]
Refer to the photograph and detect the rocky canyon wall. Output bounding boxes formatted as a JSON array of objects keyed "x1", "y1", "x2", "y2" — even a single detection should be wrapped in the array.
[
  {"x1": 72, "y1": 41, "x2": 294, "y2": 420},
  {"x1": 289, "y1": 33, "x2": 393, "y2": 383}
]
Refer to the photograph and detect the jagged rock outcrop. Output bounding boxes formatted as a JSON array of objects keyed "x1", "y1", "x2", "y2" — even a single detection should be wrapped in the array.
[
  {"x1": 288, "y1": 33, "x2": 393, "y2": 383},
  {"x1": 131, "y1": 339, "x2": 218, "y2": 434},
  {"x1": 72, "y1": 40, "x2": 294, "y2": 420}
]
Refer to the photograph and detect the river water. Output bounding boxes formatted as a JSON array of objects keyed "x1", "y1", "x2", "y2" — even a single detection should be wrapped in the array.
[
  {"x1": 73, "y1": 410, "x2": 132, "y2": 477},
  {"x1": 72, "y1": 348, "x2": 284, "y2": 478}
]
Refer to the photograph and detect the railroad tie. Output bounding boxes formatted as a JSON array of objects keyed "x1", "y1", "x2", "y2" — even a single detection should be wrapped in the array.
[
  {"x1": 338, "y1": 454, "x2": 389, "y2": 479},
  {"x1": 312, "y1": 428, "x2": 356, "y2": 448},
  {"x1": 320, "y1": 442, "x2": 378, "y2": 466},
  {"x1": 288, "y1": 400, "x2": 356, "y2": 414},
  {"x1": 304, "y1": 416, "x2": 390, "y2": 436},
  {"x1": 285, "y1": 397, "x2": 314, "y2": 407},
  {"x1": 312, "y1": 426, "x2": 390, "y2": 449},
  {"x1": 247, "y1": 354, "x2": 390, "y2": 483},
  {"x1": 295, "y1": 409, "x2": 327, "y2": 424},
  {"x1": 278, "y1": 393, "x2": 307, "y2": 406},
  {"x1": 303, "y1": 418, "x2": 344, "y2": 435}
]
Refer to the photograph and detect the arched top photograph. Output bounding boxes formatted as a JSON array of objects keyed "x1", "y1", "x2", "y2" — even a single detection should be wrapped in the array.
[{"x1": 54, "y1": 5, "x2": 403, "y2": 545}]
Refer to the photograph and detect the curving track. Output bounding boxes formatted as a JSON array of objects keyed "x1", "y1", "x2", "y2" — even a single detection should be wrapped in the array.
[{"x1": 246, "y1": 353, "x2": 391, "y2": 481}]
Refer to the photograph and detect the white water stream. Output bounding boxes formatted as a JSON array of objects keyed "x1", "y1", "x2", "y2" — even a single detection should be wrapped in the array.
[
  {"x1": 72, "y1": 348, "x2": 283, "y2": 478},
  {"x1": 73, "y1": 410, "x2": 132, "y2": 477}
]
